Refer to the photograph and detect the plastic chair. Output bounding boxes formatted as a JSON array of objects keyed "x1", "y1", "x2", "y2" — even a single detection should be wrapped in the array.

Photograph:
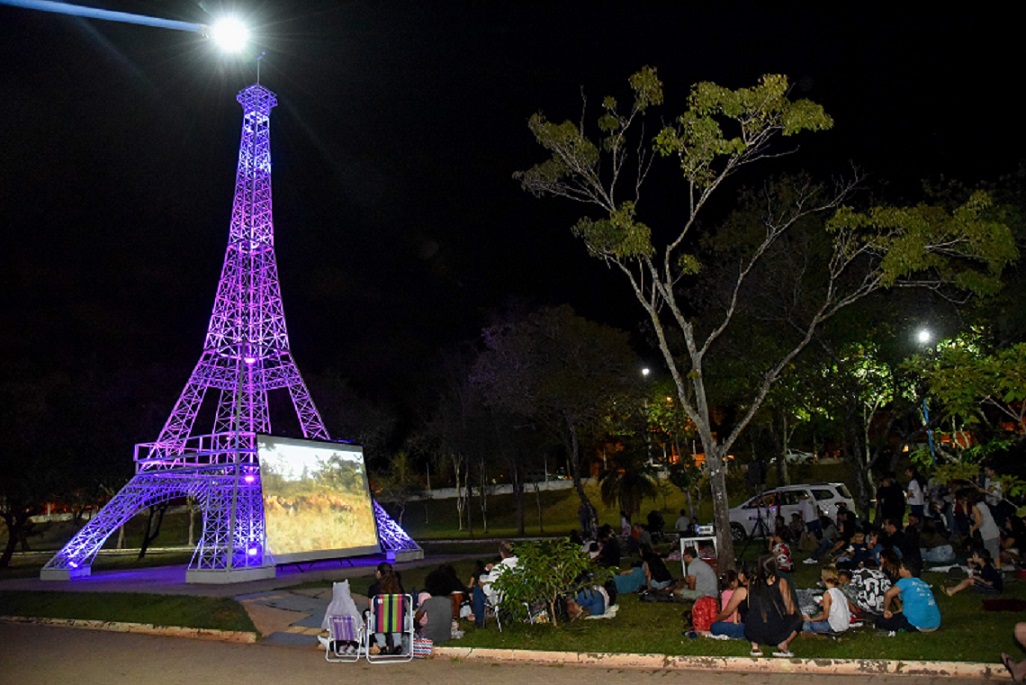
[{"x1": 365, "y1": 593, "x2": 414, "y2": 663}]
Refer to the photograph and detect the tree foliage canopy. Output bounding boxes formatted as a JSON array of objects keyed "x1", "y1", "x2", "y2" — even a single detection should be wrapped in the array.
[{"x1": 516, "y1": 67, "x2": 1018, "y2": 567}]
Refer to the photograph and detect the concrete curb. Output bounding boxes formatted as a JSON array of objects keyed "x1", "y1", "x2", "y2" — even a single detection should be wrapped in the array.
[
  {"x1": 0, "y1": 615, "x2": 258, "y2": 643},
  {"x1": 2, "y1": 614, "x2": 1011, "y2": 680},
  {"x1": 433, "y1": 646, "x2": 1012, "y2": 680}
]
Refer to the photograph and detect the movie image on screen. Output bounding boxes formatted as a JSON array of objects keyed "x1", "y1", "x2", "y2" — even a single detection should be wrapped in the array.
[{"x1": 258, "y1": 435, "x2": 381, "y2": 563}]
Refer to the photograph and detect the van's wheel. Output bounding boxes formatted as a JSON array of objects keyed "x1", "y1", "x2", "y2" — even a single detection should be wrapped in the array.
[{"x1": 730, "y1": 523, "x2": 748, "y2": 543}]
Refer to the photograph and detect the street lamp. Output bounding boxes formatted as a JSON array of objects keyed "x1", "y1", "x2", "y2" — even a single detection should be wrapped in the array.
[{"x1": 915, "y1": 328, "x2": 937, "y2": 465}]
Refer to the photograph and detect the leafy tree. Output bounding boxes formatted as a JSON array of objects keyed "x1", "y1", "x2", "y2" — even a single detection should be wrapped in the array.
[
  {"x1": 516, "y1": 68, "x2": 1017, "y2": 567},
  {"x1": 0, "y1": 370, "x2": 72, "y2": 567},
  {"x1": 907, "y1": 337, "x2": 1026, "y2": 507},
  {"x1": 491, "y1": 538, "x2": 609, "y2": 627},
  {"x1": 913, "y1": 340, "x2": 1026, "y2": 436},
  {"x1": 471, "y1": 305, "x2": 642, "y2": 534}
]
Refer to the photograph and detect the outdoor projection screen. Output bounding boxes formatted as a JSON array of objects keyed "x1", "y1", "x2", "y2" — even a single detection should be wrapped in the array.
[{"x1": 258, "y1": 435, "x2": 381, "y2": 563}]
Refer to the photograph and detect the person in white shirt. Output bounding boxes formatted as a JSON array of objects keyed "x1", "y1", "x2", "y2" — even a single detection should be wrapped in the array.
[
  {"x1": 802, "y1": 566, "x2": 850, "y2": 633},
  {"x1": 906, "y1": 467, "x2": 927, "y2": 518},
  {"x1": 674, "y1": 509, "x2": 691, "y2": 535},
  {"x1": 471, "y1": 541, "x2": 519, "y2": 627}
]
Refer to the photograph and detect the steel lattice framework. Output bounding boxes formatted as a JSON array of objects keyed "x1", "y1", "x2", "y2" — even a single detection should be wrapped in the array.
[{"x1": 41, "y1": 84, "x2": 419, "y2": 583}]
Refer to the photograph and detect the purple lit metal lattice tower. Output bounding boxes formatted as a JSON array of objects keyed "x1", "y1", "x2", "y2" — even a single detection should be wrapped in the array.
[{"x1": 41, "y1": 84, "x2": 419, "y2": 583}]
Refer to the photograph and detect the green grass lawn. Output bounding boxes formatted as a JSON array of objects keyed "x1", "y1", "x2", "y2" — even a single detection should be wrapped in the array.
[
  {"x1": 0, "y1": 591, "x2": 256, "y2": 633},
  {"x1": 4, "y1": 462, "x2": 1019, "y2": 663},
  {"x1": 289, "y1": 550, "x2": 1025, "y2": 663},
  {"x1": 1, "y1": 548, "x2": 1020, "y2": 662}
]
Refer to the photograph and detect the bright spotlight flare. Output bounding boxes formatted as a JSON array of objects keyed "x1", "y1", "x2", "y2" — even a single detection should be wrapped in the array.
[
  {"x1": 0, "y1": 0, "x2": 249, "y2": 52},
  {"x1": 208, "y1": 16, "x2": 249, "y2": 53}
]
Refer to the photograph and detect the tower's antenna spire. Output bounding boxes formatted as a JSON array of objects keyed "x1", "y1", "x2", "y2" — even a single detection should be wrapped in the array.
[{"x1": 256, "y1": 51, "x2": 266, "y2": 84}]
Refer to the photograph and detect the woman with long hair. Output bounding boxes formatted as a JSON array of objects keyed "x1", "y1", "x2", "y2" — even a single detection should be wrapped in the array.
[{"x1": 743, "y1": 555, "x2": 801, "y2": 657}]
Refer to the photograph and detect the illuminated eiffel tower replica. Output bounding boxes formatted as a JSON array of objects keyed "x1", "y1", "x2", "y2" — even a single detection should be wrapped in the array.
[{"x1": 42, "y1": 83, "x2": 419, "y2": 583}]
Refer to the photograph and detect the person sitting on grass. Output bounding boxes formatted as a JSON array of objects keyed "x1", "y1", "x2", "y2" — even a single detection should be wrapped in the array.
[
  {"x1": 882, "y1": 518, "x2": 923, "y2": 573},
  {"x1": 638, "y1": 543, "x2": 674, "y2": 591},
  {"x1": 873, "y1": 560, "x2": 940, "y2": 633},
  {"x1": 945, "y1": 548, "x2": 1002, "y2": 596},
  {"x1": 472, "y1": 541, "x2": 519, "y2": 628},
  {"x1": 677, "y1": 546, "x2": 718, "y2": 601},
  {"x1": 710, "y1": 568, "x2": 749, "y2": 639},
  {"x1": 371, "y1": 568, "x2": 406, "y2": 654},
  {"x1": 802, "y1": 566, "x2": 850, "y2": 634},
  {"x1": 596, "y1": 525, "x2": 622, "y2": 568},
  {"x1": 863, "y1": 528, "x2": 885, "y2": 568},
  {"x1": 834, "y1": 528, "x2": 872, "y2": 569},
  {"x1": 879, "y1": 548, "x2": 902, "y2": 583},
  {"x1": 1000, "y1": 622, "x2": 1026, "y2": 683},
  {"x1": 769, "y1": 531, "x2": 794, "y2": 572},
  {"x1": 919, "y1": 516, "x2": 956, "y2": 565},
  {"x1": 745, "y1": 555, "x2": 802, "y2": 658},
  {"x1": 838, "y1": 566, "x2": 891, "y2": 617},
  {"x1": 803, "y1": 515, "x2": 840, "y2": 565},
  {"x1": 415, "y1": 571, "x2": 457, "y2": 645}
]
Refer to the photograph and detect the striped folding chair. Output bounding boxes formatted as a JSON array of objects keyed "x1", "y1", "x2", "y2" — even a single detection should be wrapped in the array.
[
  {"x1": 365, "y1": 594, "x2": 413, "y2": 663},
  {"x1": 324, "y1": 614, "x2": 364, "y2": 662}
]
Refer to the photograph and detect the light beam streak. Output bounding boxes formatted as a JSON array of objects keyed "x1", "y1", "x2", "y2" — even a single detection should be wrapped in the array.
[{"x1": 1, "y1": 0, "x2": 206, "y2": 34}]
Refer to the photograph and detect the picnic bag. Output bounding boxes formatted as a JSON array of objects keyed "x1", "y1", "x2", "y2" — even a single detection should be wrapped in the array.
[{"x1": 413, "y1": 637, "x2": 433, "y2": 658}]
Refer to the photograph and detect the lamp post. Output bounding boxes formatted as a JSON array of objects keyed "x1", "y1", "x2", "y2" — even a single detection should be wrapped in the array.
[
  {"x1": 916, "y1": 328, "x2": 937, "y2": 465},
  {"x1": 640, "y1": 367, "x2": 653, "y2": 465}
]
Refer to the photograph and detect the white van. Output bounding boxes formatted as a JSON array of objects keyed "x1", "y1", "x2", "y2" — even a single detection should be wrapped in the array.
[{"x1": 728, "y1": 482, "x2": 855, "y2": 541}]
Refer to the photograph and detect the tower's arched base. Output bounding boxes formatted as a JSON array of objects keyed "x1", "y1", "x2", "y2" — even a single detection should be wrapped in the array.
[{"x1": 41, "y1": 464, "x2": 420, "y2": 584}]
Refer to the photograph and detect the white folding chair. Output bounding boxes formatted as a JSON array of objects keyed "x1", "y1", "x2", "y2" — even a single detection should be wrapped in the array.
[{"x1": 324, "y1": 614, "x2": 364, "y2": 662}]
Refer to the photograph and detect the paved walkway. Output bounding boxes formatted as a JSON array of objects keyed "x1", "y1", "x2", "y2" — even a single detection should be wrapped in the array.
[
  {"x1": 0, "y1": 622, "x2": 986, "y2": 685},
  {"x1": 0, "y1": 555, "x2": 456, "y2": 647}
]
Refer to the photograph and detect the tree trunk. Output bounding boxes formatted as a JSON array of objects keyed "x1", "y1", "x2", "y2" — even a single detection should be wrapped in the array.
[
  {"x1": 0, "y1": 510, "x2": 31, "y2": 568},
  {"x1": 779, "y1": 413, "x2": 791, "y2": 486},
  {"x1": 565, "y1": 416, "x2": 599, "y2": 534},
  {"x1": 534, "y1": 482, "x2": 545, "y2": 533},
  {"x1": 187, "y1": 499, "x2": 196, "y2": 547},
  {"x1": 137, "y1": 503, "x2": 169, "y2": 560},
  {"x1": 513, "y1": 461, "x2": 526, "y2": 536},
  {"x1": 478, "y1": 459, "x2": 489, "y2": 533},
  {"x1": 452, "y1": 454, "x2": 466, "y2": 532},
  {"x1": 706, "y1": 447, "x2": 736, "y2": 570}
]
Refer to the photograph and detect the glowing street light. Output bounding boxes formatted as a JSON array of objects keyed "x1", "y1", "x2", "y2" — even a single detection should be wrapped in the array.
[
  {"x1": 915, "y1": 327, "x2": 937, "y2": 464},
  {"x1": 209, "y1": 16, "x2": 250, "y2": 53}
]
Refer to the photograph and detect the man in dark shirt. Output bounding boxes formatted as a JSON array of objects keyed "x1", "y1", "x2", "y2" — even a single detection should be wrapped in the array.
[
  {"x1": 596, "y1": 526, "x2": 622, "y2": 568},
  {"x1": 882, "y1": 518, "x2": 922, "y2": 575},
  {"x1": 876, "y1": 474, "x2": 906, "y2": 524}
]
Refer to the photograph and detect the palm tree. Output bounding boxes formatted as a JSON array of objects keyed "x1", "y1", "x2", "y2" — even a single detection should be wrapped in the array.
[{"x1": 598, "y1": 437, "x2": 659, "y2": 517}]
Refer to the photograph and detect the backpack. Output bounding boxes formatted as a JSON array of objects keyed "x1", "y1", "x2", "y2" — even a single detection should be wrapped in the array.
[{"x1": 690, "y1": 596, "x2": 719, "y2": 632}]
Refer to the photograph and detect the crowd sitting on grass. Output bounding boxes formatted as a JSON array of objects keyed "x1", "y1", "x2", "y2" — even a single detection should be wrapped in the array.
[{"x1": 452, "y1": 470, "x2": 1021, "y2": 669}]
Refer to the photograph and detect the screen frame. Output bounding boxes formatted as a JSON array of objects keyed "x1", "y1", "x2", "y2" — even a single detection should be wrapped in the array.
[{"x1": 257, "y1": 433, "x2": 381, "y2": 564}]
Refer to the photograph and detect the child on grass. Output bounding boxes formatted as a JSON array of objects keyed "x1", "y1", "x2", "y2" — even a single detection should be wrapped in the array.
[
  {"x1": 802, "y1": 566, "x2": 850, "y2": 634},
  {"x1": 945, "y1": 548, "x2": 1002, "y2": 596}
]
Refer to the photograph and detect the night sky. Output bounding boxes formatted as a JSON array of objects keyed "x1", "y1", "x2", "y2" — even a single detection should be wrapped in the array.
[{"x1": 2, "y1": 3, "x2": 1023, "y2": 444}]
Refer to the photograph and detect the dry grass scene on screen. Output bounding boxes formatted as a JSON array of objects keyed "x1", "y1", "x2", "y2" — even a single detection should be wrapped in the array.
[{"x1": 259, "y1": 437, "x2": 379, "y2": 558}]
